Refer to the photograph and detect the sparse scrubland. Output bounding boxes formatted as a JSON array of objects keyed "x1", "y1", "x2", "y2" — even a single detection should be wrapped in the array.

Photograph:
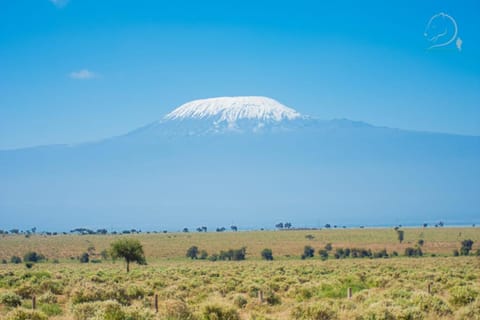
[{"x1": 0, "y1": 228, "x2": 479, "y2": 319}]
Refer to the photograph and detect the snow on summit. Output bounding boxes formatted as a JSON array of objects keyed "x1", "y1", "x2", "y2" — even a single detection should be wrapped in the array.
[{"x1": 164, "y1": 96, "x2": 301, "y2": 123}]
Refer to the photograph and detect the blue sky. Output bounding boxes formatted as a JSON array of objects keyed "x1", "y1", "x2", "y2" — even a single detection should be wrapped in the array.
[{"x1": 1, "y1": 0, "x2": 479, "y2": 149}]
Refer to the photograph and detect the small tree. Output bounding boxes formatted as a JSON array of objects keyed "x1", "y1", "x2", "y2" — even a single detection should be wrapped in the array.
[
  {"x1": 324, "y1": 243, "x2": 333, "y2": 251},
  {"x1": 199, "y1": 250, "x2": 208, "y2": 259},
  {"x1": 303, "y1": 246, "x2": 315, "y2": 259},
  {"x1": 10, "y1": 256, "x2": 22, "y2": 264},
  {"x1": 261, "y1": 248, "x2": 274, "y2": 260},
  {"x1": 186, "y1": 246, "x2": 199, "y2": 259},
  {"x1": 396, "y1": 230, "x2": 404, "y2": 244},
  {"x1": 23, "y1": 251, "x2": 45, "y2": 263},
  {"x1": 79, "y1": 252, "x2": 89, "y2": 263},
  {"x1": 318, "y1": 249, "x2": 328, "y2": 261},
  {"x1": 110, "y1": 238, "x2": 146, "y2": 272},
  {"x1": 460, "y1": 239, "x2": 474, "y2": 256}
]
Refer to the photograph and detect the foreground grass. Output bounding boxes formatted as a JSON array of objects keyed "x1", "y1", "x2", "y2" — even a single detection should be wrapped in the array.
[
  {"x1": 1, "y1": 228, "x2": 479, "y2": 319},
  {"x1": 0, "y1": 258, "x2": 479, "y2": 319}
]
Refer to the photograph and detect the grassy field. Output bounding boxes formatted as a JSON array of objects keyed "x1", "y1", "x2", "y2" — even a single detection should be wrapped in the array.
[
  {"x1": 0, "y1": 228, "x2": 479, "y2": 319},
  {"x1": 1, "y1": 227, "x2": 479, "y2": 261}
]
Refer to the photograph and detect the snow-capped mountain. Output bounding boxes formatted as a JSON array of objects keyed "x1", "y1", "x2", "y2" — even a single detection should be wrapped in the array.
[
  {"x1": 131, "y1": 96, "x2": 310, "y2": 137},
  {"x1": 1, "y1": 97, "x2": 479, "y2": 230},
  {"x1": 164, "y1": 96, "x2": 301, "y2": 122}
]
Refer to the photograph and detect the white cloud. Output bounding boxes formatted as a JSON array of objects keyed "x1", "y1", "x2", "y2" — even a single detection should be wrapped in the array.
[
  {"x1": 69, "y1": 69, "x2": 98, "y2": 80},
  {"x1": 50, "y1": 0, "x2": 69, "y2": 8}
]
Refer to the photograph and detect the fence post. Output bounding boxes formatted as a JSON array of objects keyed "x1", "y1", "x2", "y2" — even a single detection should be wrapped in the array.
[
  {"x1": 154, "y1": 294, "x2": 158, "y2": 313},
  {"x1": 347, "y1": 287, "x2": 352, "y2": 299},
  {"x1": 427, "y1": 283, "x2": 432, "y2": 295},
  {"x1": 32, "y1": 295, "x2": 36, "y2": 310},
  {"x1": 258, "y1": 290, "x2": 263, "y2": 303}
]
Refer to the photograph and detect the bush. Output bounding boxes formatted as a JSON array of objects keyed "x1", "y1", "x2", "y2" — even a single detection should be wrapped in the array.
[
  {"x1": 265, "y1": 292, "x2": 281, "y2": 305},
  {"x1": 216, "y1": 247, "x2": 247, "y2": 261},
  {"x1": 291, "y1": 302, "x2": 338, "y2": 320},
  {"x1": 72, "y1": 300, "x2": 154, "y2": 320},
  {"x1": 261, "y1": 248, "x2": 273, "y2": 261},
  {"x1": 460, "y1": 239, "x2": 474, "y2": 256},
  {"x1": 199, "y1": 250, "x2": 208, "y2": 260},
  {"x1": 0, "y1": 292, "x2": 22, "y2": 307},
  {"x1": 303, "y1": 246, "x2": 314, "y2": 259},
  {"x1": 38, "y1": 292, "x2": 58, "y2": 304},
  {"x1": 412, "y1": 292, "x2": 451, "y2": 316},
  {"x1": 318, "y1": 249, "x2": 328, "y2": 261},
  {"x1": 79, "y1": 252, "x2": 89, "y2": 263},
  {"x1": 404, "y1": 247, "x2": 423, "y2": 257},
  {"x1": 186, "y1": 246, "x2": 199, "y2": 259},
  {"x1": 5, "y1": 308, "x2": 48, "y2": 320},
  {"x1": 456, "y1": 298, "x2": 480, "y2": 320},
  {"x1": 233, "y1": 295, "x2": 247, "y2": 308},
  {"x1": 453, "y1": 249, "x2": 460, "y2": 256},
  {"x1": 23, "y1": 252, "x2": 45, "y2": 263},
  {"x1": 161, "y1": 299, "x2": 194, "y2": 320},
  {"x1": 40, "y1": 303, "x2": 63, "y2": 316},
  {"x1": 201, "y1": 304, "x2": 240, "y2": 320},
  {"x1": 10, "y1": 256, "x2": 22, "y2": 264},
  {"x1": 450, "y1": 286, "x2": 478, "y2": 306}
]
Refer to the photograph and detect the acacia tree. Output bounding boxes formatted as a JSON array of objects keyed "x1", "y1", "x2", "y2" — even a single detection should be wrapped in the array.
[
  {"x1": 186, "y1": 246, "x2": 199, "y2": 259},
  {"x1": 110, "y1": 238, "x2": 146, "y2": 272},
  {"x1": 396, "y1": 230, "x2": 404, "y2": 244}
]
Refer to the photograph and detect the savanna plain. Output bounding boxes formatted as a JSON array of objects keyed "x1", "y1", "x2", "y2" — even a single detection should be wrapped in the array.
[{"x1": 0, "y1": 228, "x2": 479, "y2": 320}]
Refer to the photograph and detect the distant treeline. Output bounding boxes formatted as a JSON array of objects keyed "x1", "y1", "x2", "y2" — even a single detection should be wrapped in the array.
[{"x1": 0, "y1": 220, "x2": 472, "y2": 236}]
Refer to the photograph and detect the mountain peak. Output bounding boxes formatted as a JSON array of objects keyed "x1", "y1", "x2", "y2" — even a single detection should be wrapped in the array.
[{"x1": 164, "y1": 96, "x2": 301, "y2": 123}]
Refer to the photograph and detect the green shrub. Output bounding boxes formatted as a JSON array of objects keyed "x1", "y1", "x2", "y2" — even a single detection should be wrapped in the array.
[
  {"x1": 302, "y1": 246, "x2": 314, "y2": 259},
  {"x1": 161, "y1": 299, "x2": 195, "y2": 320},
  {"x1": 201, "y1": 304, "x2": 240, "y2": 320},
  {"x1": 72, "y1": 301, "x2": 98, "y2": 320},
  {"x1": 14, "y1": 283, "x2": 36, "y2": 299},
  {"x1": 10, "y1": 256, "x2": 22, "y2": 264},
  {"x1": 38, "y1": 292, "x2": 58, "y2": 304},
  {"x1": 261, "y1": 248, "x2": 273, "y2": 261},
  {"x1": 455, "y1": 298, "x2": 480, "y2": 320},
  {"x1": 23, "y1": 252, "x2": 45, "y2": 263},
  {"x1": 412, "y1": 292, "x2": 451, "y2": 315},
  {"x1": 199, "y1": 250, "x2": 209, "y2": 260},
  {"x1": 0, "y1": 291, "x2": 22, "y2": 307},
  {"x1": 79, "y1": 252, "x2": 89, "y2": 263},
  {"x1": 233, "y1": 295, "x2": 247, "y2": 308},
  {"x1": 90, "y1": 300, "x2": 125, "y2": 320},
  {"x1": 404, "y1": 247, "x2": 422, "y2": 257},
  {"x1": 460, "y1": 239, "x2": 474, "y2": 256},
  {"x1": 6, "y1": 308, "x2": 48, "y2": 320},
  {"x1": 450, "y1": 286, "x2": 478, "y2": 306},
  {"x1": 291, "y1": 302, "x2": 338, "y2": 320},
  {"x1": 265, "y1": 291, "x2": 281, "y2": 305},
  {"x1": 40, "y1": 303, "x2": 63, "y2": 316},
  {"x1": 186, "y1": 246, "x2": 199, "y2": 259},
  {"x1": 318, "y1": 249, "x2": 328, "y2": 261}
]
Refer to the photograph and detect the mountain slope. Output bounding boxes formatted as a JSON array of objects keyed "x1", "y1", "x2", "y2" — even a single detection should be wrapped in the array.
[{"x1": 1, "y1": 97, "x2": 479, "y2": 230}]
